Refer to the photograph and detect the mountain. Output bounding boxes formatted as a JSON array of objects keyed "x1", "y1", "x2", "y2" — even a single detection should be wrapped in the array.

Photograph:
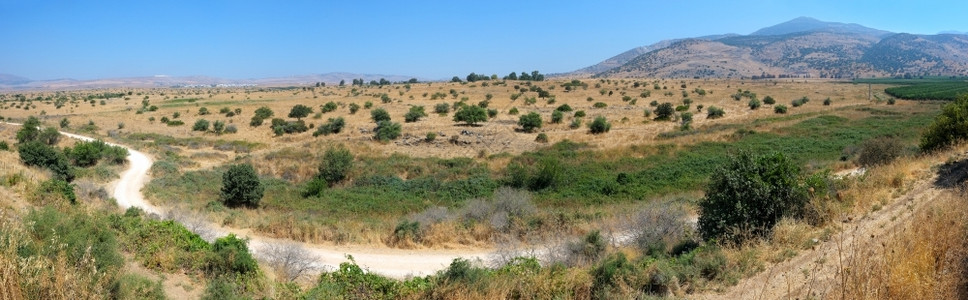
[
  {"x1": 750, "y1": 17, "x2": 892, "y2": 37},
  {"x1": 562, "y1": 34, "x2": 739, "y2": 77},
  {"x1": 0, "y1": 72, "x2": 418, "y2": 91},
  {"x1": 583, "y1": 17, "x2": 968, "y2": 79}
]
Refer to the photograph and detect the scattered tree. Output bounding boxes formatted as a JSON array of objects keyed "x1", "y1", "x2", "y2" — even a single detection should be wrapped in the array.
[
  {"x1": 288, "y1": 105, "x2": 313, "y2": 120},
  {"x1": 219, "y1": 164, "x2": 264, "y2": 208},
  {"x1": 453, "y1": 105, "x2": 487, "y2": 126},
  {"x1": 370, "y1": 108, "x2": 391, "y2": 123},
  {"x1": 589, "y1": 116, "x2": 611, "y2": 134},
  {"x1": 518, "y1": 112, "x2": 542, "y2": 133}
]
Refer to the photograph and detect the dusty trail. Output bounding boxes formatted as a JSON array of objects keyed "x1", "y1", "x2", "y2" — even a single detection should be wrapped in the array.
[
  {"x1": 3, "y1": 123, "x2": 501, "y2": 278},
  {"x1": 697, "y1": 168, "x2": 948, "y2": 299}
]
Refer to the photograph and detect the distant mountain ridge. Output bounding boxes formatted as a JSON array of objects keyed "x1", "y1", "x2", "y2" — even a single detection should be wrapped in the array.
[
  {"x1": 0, "y1": 72, "x2": 419, "y2": 91},
  {"x1": 566, "y1": 17, "x2": 968, "y2": 79}
]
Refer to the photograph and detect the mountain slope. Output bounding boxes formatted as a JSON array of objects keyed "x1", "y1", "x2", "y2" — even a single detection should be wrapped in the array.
[{"x1": 587, "y1": 17, "x2": 968, "y2": 79}]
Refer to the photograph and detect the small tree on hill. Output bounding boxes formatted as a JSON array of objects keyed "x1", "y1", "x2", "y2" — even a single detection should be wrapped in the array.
[
  {"x1": 374, "y1": 121, "x2": 402, "y2": 142},
  {"x1": 220, "y1": 164, "x2": 264, "y2": 208},
  {"x1": 453, "y1": 105, "x2": 487, "y2": 126},
  {"x1": 288, "y1": 105, "x2": 313, "y2": 120},
  {"x1": 655, "y1": 103, "x2": 675, "y2": 120},
  {"x1": 404, "y1": 106, "x2": 427, "y2": 123},
  {"x1": 16, "y1": 116, "x2": 41, "y2": 144},
  {"x1": 318, "y1": 146, "x2": 353, "y2": 186}
]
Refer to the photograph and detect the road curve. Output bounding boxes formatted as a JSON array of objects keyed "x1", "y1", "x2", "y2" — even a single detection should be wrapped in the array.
[{"x1": 3, "y1": 122, "x2": 497, "y2": 278}]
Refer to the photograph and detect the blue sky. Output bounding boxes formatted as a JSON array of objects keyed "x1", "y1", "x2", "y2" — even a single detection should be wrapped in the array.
[{"x1": 0, "y1": 0, "x2": 965, "y2": 80}]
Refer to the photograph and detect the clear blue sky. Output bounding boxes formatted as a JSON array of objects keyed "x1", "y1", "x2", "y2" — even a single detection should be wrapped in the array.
[{"x1": 1, "y1": 0, "x2": 965, "y2": 80}]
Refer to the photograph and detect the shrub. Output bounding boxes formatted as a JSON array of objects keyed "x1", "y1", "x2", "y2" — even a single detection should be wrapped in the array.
[
  {"x1": 270, "y1": 118, "x2": 308, "y2": 135},
  {"x1": 591, "y1": 253, "x2": 640, "y2": 298},
  {"x1": 551, "y1": 110, "x2": 564, "y2": 124},
  {"x1": 920, "y1": 95, "x2": 968, "y2": 152},
  {"x1": 434, "y1": 103, "x2": 450, "y2": 115},
  {"x1": 574, "y1": 110, "x2": 586, "y2": 118},
  {"x1": 508, "y1": 107, "x2": 519, "y2": 115},
  {"x1": 313, "y1": 117, "x2": 345, "y2": 136},
  {"x1": 774, "y1": 105, "x2": 788, "y2": 114},
  {"x1": 570, "y1": 118, "x2": 582, "y2": 129},
  {"x1": 288, "y1": 104, "x2": 313, "y2": 119},
  {"x1": 60, "y1": 118, "x2": 70, "y2": 128},
  {"x1": 823, "y1": 98, "x2": 832, "y2": 106},
  {"x1": 404, "y1": 106, "x2": 427, "y2": 123},
  {"x1": 589, "y1": 116, "x2": 611, "y2": 134},
  {"x1": 301, "y1": 177, "x2": 328, "y2": 198},
  {"x1": 565, "y1": 230, "x2": 607, "y2": 266},
  {"x1": 193, "y1": 119, "x2": 210, "y2": 132},
  {"x1": 763, "y1": 96, "x2": 776, "y2": 105},
  {"x1": 207, "y1": 234, "x2": 258, "y2": 276},
  {"x1": 254, "y1": 106, "x2": 274, "y2": 119},
  {"x1": 364, "y1": 101, "x2": 373, "y2": 109},
  {"x1": 749, "y1": 98, "x2": 761, "y2": 110},
  {"x1": 706, "y1": 106, "x2": 725, "y2": 119},
  {"x1": 225, "y1": 124, "x2": 238, "y2": 134},
  {"x1": 518, "y1": 112, "x2": 542, "y2": 133},
  {"x1": 453, "y1": 105, "x2": 488, "y2": 125},
  {"x1": 19, "y1": 141, "x2": 74, "y2": 181},
  {"x1": 370, "y1": 108, "x2": 391, "y2": 123},
  {"x1": 633, "y1": 202, "x2": 694, "y2": 257},
  {"x1": 425, "y1": 132, "x2": 437, "y2": 142},
  {"x1": 39, "y1": 178, "x2": 77, "y2": 204},
  {"x1": 198, "y1": 107, "x2": 210, "y2": 115},
  {"x1": 556, "y1": 104, "x2": 573, "y2": 112},
  {"x1": 318, "y1": 146, "x2": 353, "y2": 185},
  {"x1": 857, "y1": 136, "x2": 905, "y2": 167},
  {"x1": 487, "y1": 109, "x2": 498, "y2": 118},
  {"x1": 655, "y1": 102, "x2": 675, "y2": 120},
  {"x1": 219, "y1": 164, "x2": 263, "y2": 207},
  {"x1": 593, "y1": 102, "x2": 607, "y2": 108},
  {"x1": 698, "y1": 151, "x2": 807, "y2": 244},
  {"x1": 348, "y1": 103, "x2": 360, "y2": 114},
  {"x1": 535, "y1": 133, "x2": 549, "y2": 143},
  {"x1": 0, "y1": 141, "x2": 7, "y2": 151},
  {"x1": 321, "y1": 101, "x2": 338, "y2": 113},
  {"x1": 16, "y1": 115, "x2": 41, "y2": 143},
  {"x1": 374, "y1": 121, "x2": 402, "y2": 142}
]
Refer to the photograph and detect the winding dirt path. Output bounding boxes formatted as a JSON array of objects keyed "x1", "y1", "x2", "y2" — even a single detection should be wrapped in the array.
[{"x1": 0, "y1": 122, "x2": 496, "y2": 278}]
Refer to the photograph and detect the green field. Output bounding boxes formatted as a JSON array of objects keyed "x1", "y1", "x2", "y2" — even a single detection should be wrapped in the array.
[{"x1": 854, "y1": 77, "x2": 968, "y2": 100}]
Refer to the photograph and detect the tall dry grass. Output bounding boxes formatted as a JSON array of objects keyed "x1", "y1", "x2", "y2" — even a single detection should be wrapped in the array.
[{"x1": 835, "y1": 187, "x2": 968, "y2": 300}]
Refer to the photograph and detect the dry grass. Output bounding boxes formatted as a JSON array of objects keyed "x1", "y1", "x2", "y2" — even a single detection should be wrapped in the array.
[{"x1": 835, "y1": 188, "x2": 968, "y2": 300}]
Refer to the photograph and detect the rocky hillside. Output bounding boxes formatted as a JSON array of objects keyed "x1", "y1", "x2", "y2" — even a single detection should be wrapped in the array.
[{"x1": 578, "y1": 17, "x2": 968, "y2": 79}]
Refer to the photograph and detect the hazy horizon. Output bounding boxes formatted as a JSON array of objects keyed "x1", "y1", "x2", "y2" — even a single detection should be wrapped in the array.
[{"x1": 1, "y1": 0, "x2": 965, "y2": 81}]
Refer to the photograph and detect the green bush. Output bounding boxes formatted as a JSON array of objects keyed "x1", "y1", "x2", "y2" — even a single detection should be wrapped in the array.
[
  {"x1": 349, "y1": 103, "x2": 360, "y2": 114},
  {"x1": 404, "y1": 106, "x2": 427, "y2": 123},
  {"x1": 193, "y1": 119, "x2": 210, "y2": 131},
  {"x1": 518, "y1": 112, "x2": 542, "y2": 133},
  {"x1": 207, "y1": 234, "x2": 258, "y2": 276},
  {"x1": 593, "y1": 102, "x2": 607, "y2": 108},
  {"x1": 434, "y1": 103, "x2": 450, "y2": 115},
  {"x1": 774, "y1": 105, "x2": 788, "y2": 114},
  {"x1": 574, "y1": 110, "x2": 586, "y2": 118},
  {"x1": 453, "y1": 105, "x2": 488, "y2": 125},
  {"x1": 18, "y1": 141, "x2": 74, "y2": 181},
  {"x1": 301, "y1": 177, "x2": 328, "y2": 198},
  {"x1": 556, "y1": 104, "x2": 573, "y2": 112},
  {"x1": 313, "y1": 117, "x2": 345, "y2": 137},
  {"x1": 220, "y1": 164, "x2": 264, "y2": 207},
  {"x1": 26, "y1": 207, "x2": 124, "y2": 273},
  {"x1": 39, "y1": 178, "x2": 77, "y2": 204},
  {"x1": 288, "y1": 104, "x2": 313, "y2": 119},
  {"x1": 318, "y1": 146, "x2": 354, "y2": 185},
  {"x1": 374, "y1": 121, "x2": 402, "y2": 142},
  {"x1": 371, "y1": 108, "x2": 391, "y2": 123},
  {"x1": 706, "y1": 106, "x2": 725, "y2": 119},
  {"x1": 16, "y1": 116, "x2": 41, "y2": 143},
  {"x1": 589, "y1": 116, "x2": 611, "y2": 134},
  {"x1": 655, "y1": 102, "x2": 675, "y2": 120},
  {"x1": 321, "y1": 101, "x2": 338, "y2": 113},
  {"x1": 551, "y1": 110, "x2": 564, "y2": 124},
  {"x1": 920, "y1": 95, "x2": 968, "y2": 152},
  {"x1": 697, "y1": 151, "x2": 807, "y2": 244},
  {"x1": 763, "y1": 96, "x2": 776, "y2": 105},
  {"x1": 535, "y1": 133, "x2": 549, "y2": 143},
  {"x1": 749, "y1": 98, "x2": 761, "y2": 110}
]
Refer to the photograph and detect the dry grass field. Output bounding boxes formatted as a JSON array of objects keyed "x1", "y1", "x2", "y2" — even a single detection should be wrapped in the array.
[{"x1": 3, "y1": 78, "x2": 965, "y2": 299}]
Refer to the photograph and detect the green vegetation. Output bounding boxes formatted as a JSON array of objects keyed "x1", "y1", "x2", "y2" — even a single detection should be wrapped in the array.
[
  {"x1": 920, "y1": 95, "x2": 968, "y2": 152},
  {"x1": 856, "y1": 77, "x2": 968, "y2": 101},
  {"x1": 313, "y1": 117, "x2": 345, "y2": 137},
  {"x1": 589, "y1": 116, "x2": 611, "y2": 134},
  {"x1": 453, "y1": 105, "x2": 488, "y2": 126},
  {"x1": 374, "y1": 121, "x2": 402, "y2": 142},
  {"x1": 220, "y1": 164, "x2": 264, "y2": 208},
  {"x1": 404, "y1": 106, "x2": 427, "y2": 123},
  {"x1": 518, "y1": 112, "x2": 542, "y2": 133},
  {"x1": 698, "y1": 151, "x2": 807, "y2": 243}
]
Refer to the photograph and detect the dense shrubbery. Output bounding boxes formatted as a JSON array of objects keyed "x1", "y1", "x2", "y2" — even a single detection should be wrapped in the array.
[
  {"x1": 65, "y1": 139, "x2": 128, "y2": 167},
  {"x1": 453, "y1": 105, "x2": 487, "y2": 125},
  {"x1": 920, "y1": 95, "x2": 968, "y2": 152},
  {"x1": 706, "y1": 106, "x2": 725, "y2": 119},
  {"x1": 404, "y1": 106, "x2": 427, "y2": 122},
  {"x1": 698, "y1": 151, "x2": 807, "y2": 244},
  {"x1": 313, "y1": 117, "x2": 345, "y2": 137},
  {"x1": 270, "y1": 118, "x2": 308, "y2": 136},
  {"x1": 374, "y1": 121, "x2": 402, "y2": 142},
  {"x1": 19, "y1": 141, "x2": 74, "y2": 181}
]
